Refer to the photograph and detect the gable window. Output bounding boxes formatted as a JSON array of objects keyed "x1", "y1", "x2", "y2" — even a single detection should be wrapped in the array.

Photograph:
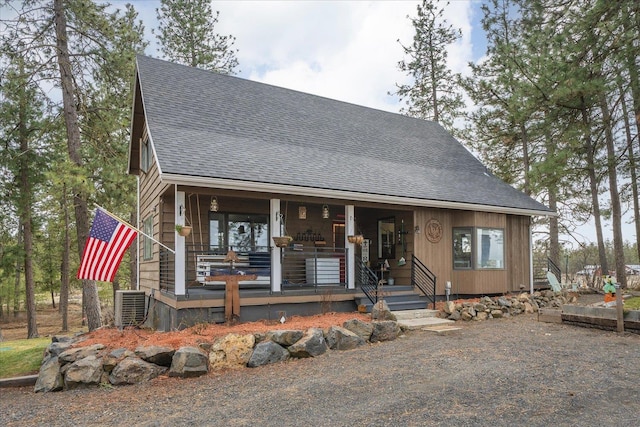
[
  {"x1": 143, "y1": 216, "x2": 153, "y2": 260},
  {"x1": 209, "y1": 213, "x2": 269, "y2": 253},
  {"x1": 453, "y1": 227, "x2": 505, "y2": 270},
  {"x1": 141, "y1": 137, "x2": 151, "y2": 173}
]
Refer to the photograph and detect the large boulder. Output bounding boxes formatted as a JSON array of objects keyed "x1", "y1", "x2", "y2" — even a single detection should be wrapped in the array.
[
  {"x1": 369, "y1": 321, "x2": 401, "y2": 343},
  {"x1": 324, "y1": 326, "x2": 365, "y2": 350},
  {"x1": 34, "y1": 356, "x2": 64, "y2": 393},
  {"x1": 209, "y1": 333, "x2": 256, "y2": 370},
  {"x1": 135, "y1": 345, "x2": 175, "y2": 367},
  {"x1": 371, "y1": 300, "x2": 397, "y2": 321},
  {"x1": 287, "y1": 328, "x2": 328, "y2": 358},
  {"x1": 247, "y1": 341, "x2": 290, "y2": 368},
  {"x1": 64, "y1": 355, "x2": 104, "y2": 389},
  {"x1": 109, "y1": 357, "x2": 167, "y2": 385},
  {"x1": 169, "y1": 347, "x2": 208, "y2": 378},
  {"x1": 103, "y1": 348, "x2": 136, "y2": 373},
  {"x1": 58, "y1": 344, "x2": 105, "y2": 364},
  {"x1": 343, "y1": 318, "x2": 373, "y2": 341},
  {"x1": 45, "y1": 341, "x2": 74, "y2": 359},
  {"x1": 264, "y1": 330, "x2": 304, "y2": 347}
]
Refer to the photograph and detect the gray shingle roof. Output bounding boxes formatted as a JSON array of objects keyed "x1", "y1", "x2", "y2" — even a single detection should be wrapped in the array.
[{"x1": 134, "y1": 55, "x2": 550, "y2": 215}]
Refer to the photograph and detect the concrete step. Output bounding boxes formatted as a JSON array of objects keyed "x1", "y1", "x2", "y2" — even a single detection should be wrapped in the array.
[
  {"x1": 393, "y1": 309, "x2": 441, "y2": 320},
  {"x1": 356, "y1": 294, "x2": 431, "y2": 305},
  {"x1": 397, "y1": 317, "x2": 456, "y2": 330}
]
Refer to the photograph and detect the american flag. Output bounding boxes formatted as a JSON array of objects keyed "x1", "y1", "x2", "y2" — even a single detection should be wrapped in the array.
[{"x1": 77, "y1": 209, "x2": 137, "y2": 282}]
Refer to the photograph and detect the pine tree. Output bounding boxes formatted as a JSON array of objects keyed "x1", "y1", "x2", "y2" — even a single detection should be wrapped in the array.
[
  {"x1": 155, "y1": 0, "x2": 239, "y2": 74},
  {"x1": 393, "y1": 0, "x2": 463, "y2": 131}
]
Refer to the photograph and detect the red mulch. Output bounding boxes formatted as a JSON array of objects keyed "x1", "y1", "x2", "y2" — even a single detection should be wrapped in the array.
[{"x1": 76, "y1": 312, "x2": 372, "y2": 351}]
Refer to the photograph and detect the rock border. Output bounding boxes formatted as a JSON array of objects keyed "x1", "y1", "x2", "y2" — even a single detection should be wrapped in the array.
[{"x1": 34, "y1": 317, "x2": 400, "y2": 393}]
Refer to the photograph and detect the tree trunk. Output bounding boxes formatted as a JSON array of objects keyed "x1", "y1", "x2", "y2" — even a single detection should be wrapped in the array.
[
  {"x1": 59, "y1": 184, "x2": 70, "y2": 331},
  {"x1": 599, "y1": 93, "x2": 626, "y2": 287},
  {"x1": 618, "y1": 78, "x2": 640, "y2": 264},
  {"x1": 13, "y1": 222, "x2": 22, "y2": 318},
  {"x1": 53, "y1": 0, "x2": 101, "y2": 330},
  {"x1": 580, "y1": 102, "x2": 608, "y2": 274}
]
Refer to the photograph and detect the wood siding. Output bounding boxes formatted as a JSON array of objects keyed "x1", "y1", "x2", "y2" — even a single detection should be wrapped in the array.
[
  {"x1": 138, "y1": 122, "x2": 170, "y2": 293},
  {"x1": 414, "y1": 208, "x2": 531, "y2": 296}
]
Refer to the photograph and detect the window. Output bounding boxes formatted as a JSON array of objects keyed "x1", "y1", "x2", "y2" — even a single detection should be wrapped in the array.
[
  {"x1": 143, "y1": 216, "x2": 153, "y2": 260},
  {"x1": 453, "y1": 228, "x2": 473, "y2": 269},
  {"x1": 452, "y1": 227, "x2": 505, "y2": 270},
  {"x1": 209, "y1": 213, "x2": 269, "y2": 253},
  {"x1": 378, "y1": 217, "x2": 395, "y2": 259},
  {"x1": 141, "y1": 137, "x2": 151, "y2": 172},
  {"x1": 476, "y1": 228, "x2": 504, "y2": 269}
]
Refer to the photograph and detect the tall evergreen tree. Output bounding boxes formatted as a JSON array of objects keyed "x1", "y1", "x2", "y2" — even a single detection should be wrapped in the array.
[
  {"x1": 155, "y1": 0, "x2": 239, "y2": 74},
  {"x1": 393, "y1": 0, "x2": 463, "y2": 131}
]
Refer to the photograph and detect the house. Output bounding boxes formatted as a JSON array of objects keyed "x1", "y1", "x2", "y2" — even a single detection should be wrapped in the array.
[{"x1": 128, "y1": 55, "x2": 552, "y2": 330}]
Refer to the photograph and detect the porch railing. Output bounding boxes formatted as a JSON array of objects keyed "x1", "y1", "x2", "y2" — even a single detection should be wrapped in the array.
[
  {"x1": 356, "y1": 258, "x2": 380, "y2": 305},
  {"x1": 158, "y1": 245, "x2": 348, "y2": 294},
  {"x1": 159, "y1": 247, "x2": 175, "y2": 293},
  {"x1": 281, "y1": 247, "x2": 347, "y2": 289},
  {"x1": 547, "y1": 257, "x2": 561, "y2": 283},
  {"x1": 411, "y1": 255, "x2": 436, "y2": 309}
]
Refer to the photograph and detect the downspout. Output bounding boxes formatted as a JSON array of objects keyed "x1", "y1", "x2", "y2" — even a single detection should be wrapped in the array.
[
  {"x1": 136, "y1": 175, "x2": 140, "y2": 291},
  {"x1": 529, "y1": 217, "x2": 534, "y2": 295}
]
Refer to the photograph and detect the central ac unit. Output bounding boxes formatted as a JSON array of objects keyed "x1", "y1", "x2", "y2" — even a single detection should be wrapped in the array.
[{"x1": 114, "y1": 290, "x2": 146, "y2": 328}]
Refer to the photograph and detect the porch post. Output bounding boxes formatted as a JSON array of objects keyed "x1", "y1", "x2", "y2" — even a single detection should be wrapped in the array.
[
  {"x1": 271, "y1": 199, "x2": 282, "y2": 293},
  {"x1": 345, "y1": 205, "x2": 356, "y2": 289},
  {"x1": 174, "y1": 188, "x2": 186, "y2": 295}
]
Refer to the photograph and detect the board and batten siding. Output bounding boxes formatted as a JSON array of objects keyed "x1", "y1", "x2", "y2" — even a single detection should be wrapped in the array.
[
  {"x1": 414, "y1": 208, "x2": 531, "y2": 296},
  {"x1": 138, "y1": 123, "x2": 170, "y2": 293}
]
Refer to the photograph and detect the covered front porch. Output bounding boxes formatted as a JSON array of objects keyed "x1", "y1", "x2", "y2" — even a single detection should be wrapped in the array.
[{"x1": 140, "y1": 187, "x2": 435, "y2": 329}]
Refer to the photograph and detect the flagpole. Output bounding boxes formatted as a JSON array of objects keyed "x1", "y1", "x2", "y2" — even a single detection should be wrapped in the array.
[{"x1": 93, "y1": 204, "x2": 176, "y2": 254}]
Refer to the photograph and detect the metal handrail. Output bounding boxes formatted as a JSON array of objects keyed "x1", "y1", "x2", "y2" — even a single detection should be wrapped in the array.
[
  {"x1": 411, "y1": 255, "x2": 436, "y2": 309},
  {"x1": 356, "y1": 258, "x2": 380, "y2": 305},
  {"x1": 159, "y1": 247, "x2": 175, "y2": 293},
  {"x1": 547, "y1": 257, "x2": 561, "y2": 283},
  {"x1": 281, "y1": 247, "x2": 347, "y2": 289}
]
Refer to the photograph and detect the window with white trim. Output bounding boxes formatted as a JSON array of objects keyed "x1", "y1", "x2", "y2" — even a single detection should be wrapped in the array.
[{"x1": 143, "y1": 216, "x2": 153, "y2": 260}]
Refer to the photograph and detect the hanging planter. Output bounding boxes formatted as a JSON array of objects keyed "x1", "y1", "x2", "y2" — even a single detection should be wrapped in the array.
[
  {"x1": 175, "y1": 225, "x2": 192, "y2": 237},
  {"x1": 348, "y1": 235, "x2": 364, "y2": 245},
  {"x1": 273, "y1": 236, "x2": 293, "y2": 248}
]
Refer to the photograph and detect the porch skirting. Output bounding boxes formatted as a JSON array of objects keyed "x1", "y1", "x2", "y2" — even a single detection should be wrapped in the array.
[{"x1": 146, "y1": 288, "x2": 358, "y2": 331}]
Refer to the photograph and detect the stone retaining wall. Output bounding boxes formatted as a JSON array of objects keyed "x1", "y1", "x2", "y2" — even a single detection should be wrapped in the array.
[
  {"x1": 442, "y1": 291, "x2": 577, "y2": 321},
  {"x1": 34, "y1": 317, "x2": 401, "y2": 393}
]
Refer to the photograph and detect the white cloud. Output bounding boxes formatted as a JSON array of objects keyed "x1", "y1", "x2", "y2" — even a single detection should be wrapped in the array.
[{"x1": 212, "y1": 0, "x2": 475, "y2": 113}]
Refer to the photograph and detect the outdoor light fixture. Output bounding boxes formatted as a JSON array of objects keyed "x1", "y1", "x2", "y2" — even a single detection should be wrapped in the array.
[
  {"x1": 237, "y1": 225, "x2": 246, "y2": 234},
  {"x1": 415, "y1": 225, "x2": 421, "y2": 234},
  {"x1": 210, "y1": 197, "x2": 219, "y2": 212},
  {"x1": 322, "y1": 204, "x2": 330, "y2": 219}
]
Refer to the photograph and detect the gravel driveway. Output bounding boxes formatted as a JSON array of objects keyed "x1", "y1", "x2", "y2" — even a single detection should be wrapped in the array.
[{"x1": 2, "y1": 314, "x2": 639, "y2": 427}]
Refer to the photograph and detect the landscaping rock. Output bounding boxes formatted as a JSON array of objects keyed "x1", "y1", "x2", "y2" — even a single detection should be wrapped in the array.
[
  {"x1": 135, "y1": 345, "x2": 175, "y2": 367},
  {"x1": 34, "y1": 356, "x2": 64, "y2": 393},
  {"x1": 371, "y1": 300, "x2": 397, "y2": 321},
  {"x1": 45, "y1": 341, "x2": 74, "y2": 358},
  {"x1": 343, "y1": 318, "x2": 374, "y2": 341},
  {"x1": 102, "y1": 349, "x2": 135, "y2": 373},
  {"x1": 324, "y1": 326, "x2": 365, "y2": 350},
  {"x1": 247, "y1": 341, "x2": 290, "y2": 368},
  {"x1": 109, "y1": 357, "x2": 167, "y2": 385},
  {"x1": 169, "y1": 347, "x2": 208, "y2": 378},
  {"x1": 370, "y1": 321, "x2": 401, "y2": 342},
  {"x1": 209, "y1": 333, "x2": 256, "y2": 370},
  {"x1": 287, "y1": 328, "x2": 328, "y2": 358},
  {"x1": 58, "y1": 344, "x2": 105, "y2": 364},
  {"x1": 265, "y1": 330, "x2": 304, "y2": 347},
  {"x1": 64, "y1": 355, "x2": 103, "y2": 389}
]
